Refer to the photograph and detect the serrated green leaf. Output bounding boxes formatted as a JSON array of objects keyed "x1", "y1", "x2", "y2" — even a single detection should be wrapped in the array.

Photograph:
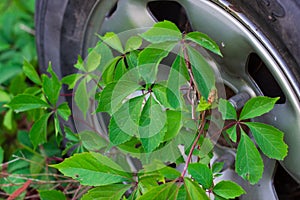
[
  {"x1": 102, "y1": 57, "x2": 121, "y2": 85},
  {"x1": 184, "y1": 178, "x2": 209, "y2": 200},
  {"x1": 164, "y1": 110, "x2": 182, "y2": 141},
  {"x1": 42, "y1": 65, "x2": 62, "y2": 106},
  {"x1": 75, "y1": 79, "x2": 89, "y2": 118},
  {"x1": 29, "y1": 113, "x2": 52, "y2": 148},
  {"x1": 82, "y1": 184, "x2": 131, "y2": 200},
  {"x1": 235, "y1": 131, "x2": 263, "y2": 184},
  {"x1": 97, "y1": 81, "x2": 142, "y2": 114},
  {"x1": 139, "y1": 96, "x2": 166, "y2": 152},
  {"x1": 109, "y1": 95, "x2": 144, "y2": 145},
  {"x1": 57, "y1": 102, "x2": 71, "y2": 121},
  {"x1": 74, "y1": 55, "x2": 85, "y2": 72},
  {"x1": 114, "y1": 58, "x2": 128, "y2": 81},
  {"x1": 8, "y1": 94, "x2": 50, "y2": 112},
  {"x1": 212, "y1": 162, "x2": 224, "y2": 174},
  {"x1": 152, "y1": 84, "x2": 170, "y2": 108},
  {"x1": 23, "y1": 60, "x2": 41, "y2": 85},
  {"x1": 137, "y1": 182, "x2": 178, "y2": 200},
  {"x1": 213, "y1": 180, "x2": 246, "y2": 199},
  {"x1": 61, "y1": 73, "x2": 84, "y2": 90},
  {"x1": 188, "y1": 163, "x2": 213, "y2": 189},
  {"x1": 138, "y1": 42, "x2": 176, "y2": 84},
  {"x1": 78, "y1": 130, "x2": 107, "y2": 151},
  {"x1": 3, "y1": 109, "x2": 15, "y2": 131},
  {"x1": 167, "y1": 52, "x2": 188, "y2": 109},
  {"x1": 239, "y1": 96, "x2": 279, "y2": 120},
  {"x1": 218, "y1": 98, "x2": 237, "y2": 120},
  {"x1": 51, "y1": 152, "x2": 131, "y2": 186},
  {"x1": 226, "y1": 124, "x2": 237, "y2": 142},
  {"x1": 186, "y1": 45, "x2": 215, "y2": 100},
  {"x1": 125, "y1": 35, "x2": 142, "y2": 52},
  {"x1": 140, "y1": 20, "x2": 181, "y2": 43},
  {"x1": 245, "y1": 122, "x2": 288, "y2": 160},
  {"x1": 99, "y1": 32, "x2": 124, "y2": 53},
  {"x1": 39, "y1": 190, "x2": 66, "y2": 200},
  {"x1": 185, "y1": 32, "x2": 222, "y2": 56},
  {"x1": 85, "y1": 48, "x2": 101, "y2": 72}
]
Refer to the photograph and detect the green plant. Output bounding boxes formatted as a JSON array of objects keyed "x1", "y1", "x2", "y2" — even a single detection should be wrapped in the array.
[{"x1": 4, "y1": 20, "x2": 287, "y2": 199}]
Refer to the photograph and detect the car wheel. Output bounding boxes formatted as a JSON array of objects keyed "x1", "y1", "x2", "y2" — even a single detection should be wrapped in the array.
[{"x1": 35, "y1": 0, "x2": 300, "y2": 199}]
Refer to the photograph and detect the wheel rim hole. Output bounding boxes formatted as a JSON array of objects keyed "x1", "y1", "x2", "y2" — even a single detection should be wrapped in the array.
[
  {"x1": 106, "y1": 1, "x2": 118, "y2": 18},
  {"x1": 247, "y1": 53, "x2": 286, "y2": 104},
  {"x1": 147, "y1": 1, "x2": 192, "y2": 32}
]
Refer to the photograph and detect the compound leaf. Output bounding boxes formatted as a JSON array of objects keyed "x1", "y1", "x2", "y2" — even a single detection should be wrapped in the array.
[
  {"x1": 138, "y1": 42, "x2": 176, "y2": 84},
  {"x1": 8, "y1": 94, "x2": 50, "y2": 112},
  {"x1": 57, "y1": 102, "x2": 71, "y2": 121},
  {"x1": 218, "y1": 98, "x2": 237, "y2": 120},
  {"x1": 185, "y1": 32, "x2": 222, "y2": 56},
  {"x1": 42, "y1": 65, "x2": 62, "y2": 106},
  {"x1": 235, "y1": 131, "x2": 263, "y2": 184},
  {"x1": 140, "y1": 20, "x2": 181, "y2": 43},
  {"x1": 239, "y1": 96, "x2": 279, "y2": 120},
  {"x1": 82, "y1": 184, "x2": 131, "y2": 200},
  {"x1": 23, "y1": 60, "x2": 41, "y2": 85},
  {"x1": 29, "y1": 113, "x2": 52, "y2": 149},
  {"x1": 213, "y1": 180, "x2": 246, "y2": 199},
  {"x1": 99, "y1": 32, "x2": 124, "y2": 53},
  {"x1": 245, "y1": 122, "x2": 288, "y2": 160},
  {"x1": 51, "y1": 152, "x2": 131, "y2": 186},
  {"x1": 125, "y1": 35, "x2": 142, "y2": 52},
  {"x1": 188, "y1": 163, "x2": 213, "y2": 189},
  {"x1": 186, "y1": 45, "x2": 215, "y2": 100},
  {"x1": 184, "y1": 178, "x2": 209, "y2": 200}
]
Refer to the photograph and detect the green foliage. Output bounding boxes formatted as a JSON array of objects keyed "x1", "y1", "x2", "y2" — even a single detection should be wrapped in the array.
[{"x1": 2, "y1": 19, "x2": 289, "y2": 199}]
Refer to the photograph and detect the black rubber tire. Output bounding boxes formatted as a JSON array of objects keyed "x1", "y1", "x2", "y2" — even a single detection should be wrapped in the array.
[{"x1": 35, "y1": 0, "x2": 300, "y2": 87}]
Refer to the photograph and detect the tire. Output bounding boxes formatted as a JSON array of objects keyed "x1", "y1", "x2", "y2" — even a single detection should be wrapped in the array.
[{"x1": 35, "y1": 0, "x2": 300, "y2": 199}]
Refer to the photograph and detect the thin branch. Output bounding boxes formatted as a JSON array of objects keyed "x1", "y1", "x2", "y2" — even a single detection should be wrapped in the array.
[{"x1": 180, "y1": 111, "x2": 207, "y2": 178}]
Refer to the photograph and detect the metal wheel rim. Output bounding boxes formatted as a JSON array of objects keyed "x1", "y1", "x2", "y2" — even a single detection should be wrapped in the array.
[{"x1": 77, "y1": 0, "x2": 300, "y2": 199}]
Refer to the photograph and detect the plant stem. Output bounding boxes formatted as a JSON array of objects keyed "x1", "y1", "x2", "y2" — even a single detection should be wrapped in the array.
[{"x1": 180, "y1": 111, "x2": 207, "y2": 178}]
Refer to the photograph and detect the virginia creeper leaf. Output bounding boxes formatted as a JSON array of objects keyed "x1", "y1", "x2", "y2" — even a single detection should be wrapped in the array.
[
  {"x1": 186, "y1": 45, "x2": 215, "y2": 100},
  {"x1": 140, "y1": 20, "x2": 181, "y2": 43},
  {"x1": 82, "y1": 184, "x2": 131, "y2": 200},
  {"x1": 167, "y1": 52, "x2": 188, "y2": 109},
  {"x1": 102, "y1": 57, "x2": 121, "y2": 84},
  {"x1": 74, "y1": 79, "x2": 89, "y2": 118},
  {"x1": 245, "y1": 122, "x2": 288, "y2": 160},
  {"x1": 97, "y1": 80, "x2": 142, "y2": 114},
  {"x1": 139, "y1": 96, "x2": 166, "y2": 152},
  {"x1": 114, "y1": 58, "x2": 128, "y2": 81},
  {"x1": 51, "y1": 152, "x2": 131, "y2": 186},
  {"x1": 109, "y1": 95, "x2": 144, "y2": 145},
  {"x1": 138, "y1": 42, "x2": 176, "y2": 84},
  {"x1": 57, "y1": 102, "x2": 71, "y2": 121},
  {"x1": 212, "y1": 162, "x2": 224, "y2": 174},
  {"x1": 29, "y1": 113, "x2": 52, "y2": 149},
  {"x1": 39, "y1": 190, "x2": 66, "y2": 200},
  {"x1": 85, "y1": 49, "x2": 101, "y2": 72},
  {"x1": 185, "y1": 32, "x2": 222, "y2": 56},
  {"x1": 42, "y1": 65, "x2": 62, "y2": 106},
  {"x1": 164, "y1": 110, "x2": 182, "y2": 141},
  {"x1": 8, "y1": 94, "x2": 50, "y2": 112},
  {"x1": 239, "y1": 96, "x2": 279, "y2": 120},
  {"x1": 79, "y1": 130, "x2": 107, "y2": 151},
  {"x1": 218, "y1": 98, "x2": 237, "y2": 120},
  {"x1": 235, "y1": 131, "x2": 263, "y2": 184},
  {"x1": 213, "y1": 180, "x2": 246, "y2": 199},
  {"x1": 188, "y1": 163, "x2": 213, "y2": 189},
  {"x1": 137, "y1": 182, "x2": 178, "y2": 200},
  {"x1": 125, "y1": 35, "x2": 142, "y2": 52},
  {"x1": 23, "y1": 60, "x2": 41, "y2": 85},
  {"x1": 184, "y1": 178, "x2": 209, "y2": 200},
  {"x1": 226, "y1": 124, "x2": 237, "y2": 143},
  {"x1": 61, "y1": 73, "x2": 84, "y2": 90},
  {"x1": 99, "y1": 32, "x2": 124, "y2": 53}
]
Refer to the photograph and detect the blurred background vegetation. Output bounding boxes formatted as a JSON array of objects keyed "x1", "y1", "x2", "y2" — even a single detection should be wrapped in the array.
[{"x1": 0, "y1": 0, "x2": 36, "y2": 164}]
